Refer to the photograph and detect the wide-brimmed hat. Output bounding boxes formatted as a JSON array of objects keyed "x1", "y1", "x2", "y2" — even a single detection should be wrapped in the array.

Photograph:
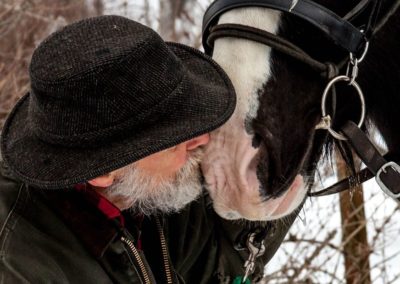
[{"x1": 1, "y1": 15, "x2": 236, "y2": 189}]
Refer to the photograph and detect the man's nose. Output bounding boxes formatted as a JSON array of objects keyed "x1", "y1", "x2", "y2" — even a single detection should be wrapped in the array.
[{"x1": 186, "y1": 133, "x2": 210, "y2": 150}]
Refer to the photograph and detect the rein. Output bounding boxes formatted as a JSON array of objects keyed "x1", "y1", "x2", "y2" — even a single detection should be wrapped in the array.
[{"x1": 202, "y1": 0, "x2": 400, "y2": 199}]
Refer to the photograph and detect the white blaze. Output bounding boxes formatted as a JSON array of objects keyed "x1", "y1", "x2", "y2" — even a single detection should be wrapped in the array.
[
  {"x1": 213, "y1": 8, "x2": 281, "y2": 122},
  {"x1": 202, "y1": 8, "x2": 307, "y2": 221}
]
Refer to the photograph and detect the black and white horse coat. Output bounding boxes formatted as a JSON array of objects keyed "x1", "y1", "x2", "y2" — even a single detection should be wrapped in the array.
[{"x1": 201, "y1": 0, "x2": 400, "y2": 221}]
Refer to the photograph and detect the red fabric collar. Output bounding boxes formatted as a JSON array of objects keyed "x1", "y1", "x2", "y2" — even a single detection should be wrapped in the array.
[{"x1": 74, "y1": 183, "x2": 125, "y2": 227}]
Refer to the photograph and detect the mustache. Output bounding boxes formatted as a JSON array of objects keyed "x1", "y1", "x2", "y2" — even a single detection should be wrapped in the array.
[{"x1": 104, "y1": 147, "x2": 205, "y2": 214}]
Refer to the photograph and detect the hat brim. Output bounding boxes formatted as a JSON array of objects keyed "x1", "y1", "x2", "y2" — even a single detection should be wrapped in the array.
[{"x1": 1, "y1": 43, "x2": 236, "y2": 189}]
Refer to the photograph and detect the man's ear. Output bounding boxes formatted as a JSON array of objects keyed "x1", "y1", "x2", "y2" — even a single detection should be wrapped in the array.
[{"x1": 88, "y1": 173, "x2": 115, "y2": 188}]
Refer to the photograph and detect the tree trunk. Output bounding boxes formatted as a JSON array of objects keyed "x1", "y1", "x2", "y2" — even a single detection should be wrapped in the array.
[
  {"x1": 337, "y1": 151, "x2": 371, "y2": 284},
  {"x1": 159, "y1": 0, "x2": 178, "y2": 41}
]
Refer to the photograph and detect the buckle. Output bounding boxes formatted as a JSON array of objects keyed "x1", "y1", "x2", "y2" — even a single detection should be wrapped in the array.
[{"x1": 376, "y1": 162, "x2": 400, "y2": 199}]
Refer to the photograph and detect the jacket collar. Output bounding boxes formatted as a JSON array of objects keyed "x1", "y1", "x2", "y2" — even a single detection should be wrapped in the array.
[{"x1": 42, "y1": 185, "x2": 123, "y2": 258}]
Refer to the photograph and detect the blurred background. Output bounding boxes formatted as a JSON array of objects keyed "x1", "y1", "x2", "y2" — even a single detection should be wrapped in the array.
[{"x1": 1, "y1": 1, "x2": 399, "y2": 283}]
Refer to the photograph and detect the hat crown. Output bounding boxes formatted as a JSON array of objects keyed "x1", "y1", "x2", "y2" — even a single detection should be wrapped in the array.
[
  {"x1": 29, "y1": 15, "x2": 184, "y2": 146},
  {"x1": 1, "y1": 15, "x2": 236, "y2": 189}
]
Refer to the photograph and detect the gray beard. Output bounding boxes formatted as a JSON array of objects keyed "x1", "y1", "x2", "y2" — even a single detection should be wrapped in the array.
[{"x1": 103, "y1": 149, "x2": 203, "y2": 215}]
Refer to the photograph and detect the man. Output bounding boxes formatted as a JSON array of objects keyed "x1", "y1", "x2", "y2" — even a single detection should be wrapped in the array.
[{"x1": 0, "y1": 16, "x2": 292, "y2": 283}]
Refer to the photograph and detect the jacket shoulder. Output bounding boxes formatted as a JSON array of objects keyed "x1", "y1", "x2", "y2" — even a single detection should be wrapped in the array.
[
  {"x1": 0, "y1": 160, "x2": 111, "y2": 283},
  {"x1": 0, "y1": 160, "x2": 33, "y2": 282},
  {"x1": 0, "y1": 160, "x2": 24, "y2": 234}
]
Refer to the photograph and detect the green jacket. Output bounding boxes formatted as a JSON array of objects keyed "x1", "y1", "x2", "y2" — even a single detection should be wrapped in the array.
[{"x1": 0, "y1": 161, "x2": 297, "y2": 283}]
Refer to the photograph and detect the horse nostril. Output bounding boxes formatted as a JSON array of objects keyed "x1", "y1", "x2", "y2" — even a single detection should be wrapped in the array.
[{"x1": 252, "y1": 133, "x2": 262, "y2": 148}]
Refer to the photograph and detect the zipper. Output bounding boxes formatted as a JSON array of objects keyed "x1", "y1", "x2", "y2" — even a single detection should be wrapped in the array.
[
  {"x1": 121, "y1": 235, "x2": 152, "y2": 284},
  {"x1": 155, "y1": 217, "x2": 174, "y2": 284}
]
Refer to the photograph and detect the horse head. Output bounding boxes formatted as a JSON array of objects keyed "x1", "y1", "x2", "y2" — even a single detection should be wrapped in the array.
[{"x1": 201, "y1": 0, "x2": 400, "y2": 221}]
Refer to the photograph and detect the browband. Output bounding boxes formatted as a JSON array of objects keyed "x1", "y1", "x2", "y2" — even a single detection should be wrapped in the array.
[{"x1": 202, "y1": 0, "x2": 366, "y2": 55}]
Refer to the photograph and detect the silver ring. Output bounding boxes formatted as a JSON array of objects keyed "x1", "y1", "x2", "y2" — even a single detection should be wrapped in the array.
[
  {"x1": 350, "y1": 41, "x2": 369, "y2": 63},
  {"x1": 321, "y1": 75, "x2": 366, "y2": 140}
]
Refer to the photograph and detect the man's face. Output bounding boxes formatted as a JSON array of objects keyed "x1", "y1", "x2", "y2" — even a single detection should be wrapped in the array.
[
  {"x1": 135, "y1": 133, "x2": 210, "y2": 185},
  {"x1": 96, "y1": 134, "x2": 210, "y2": 214}
]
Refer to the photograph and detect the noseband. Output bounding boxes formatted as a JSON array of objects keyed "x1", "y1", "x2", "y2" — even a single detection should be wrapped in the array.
[{"x1": 202, "y1": 0, "x2": 400, "y2": 199}]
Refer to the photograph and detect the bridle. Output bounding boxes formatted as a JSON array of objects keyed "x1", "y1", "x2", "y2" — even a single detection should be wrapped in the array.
[{"x1": 202, "y1": 0, "x2": 400, "y2": 200}]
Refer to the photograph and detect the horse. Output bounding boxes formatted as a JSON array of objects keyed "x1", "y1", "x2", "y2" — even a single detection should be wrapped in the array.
[{"x1": 200, "y1": 0, "x2": 400, "y2": 222}]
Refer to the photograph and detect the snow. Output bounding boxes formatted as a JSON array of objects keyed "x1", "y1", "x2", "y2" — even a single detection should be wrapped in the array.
[{"x1": 265, "y1": 171, "x2": 400, "y2": 283}]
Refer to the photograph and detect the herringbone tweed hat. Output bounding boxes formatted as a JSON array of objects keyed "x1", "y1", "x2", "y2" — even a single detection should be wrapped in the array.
[{"x1": 1, "y1": 15, "x2": 236, "y2": 189}]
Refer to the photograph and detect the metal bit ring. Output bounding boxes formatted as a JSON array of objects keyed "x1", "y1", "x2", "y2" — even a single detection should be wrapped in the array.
[{"x1": 321, "y1": 75, "x2": 366, "y2": 141}]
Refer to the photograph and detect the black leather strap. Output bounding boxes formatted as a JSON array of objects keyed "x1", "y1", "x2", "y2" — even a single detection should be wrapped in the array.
[
  {"x1": 342, "y1": 121, "x2": 400, "y2": 198},
  {"x1": 342, "y1": 122, "x2": 386, "y2": 174},
  {"x1": 309, "y1": 124, "x2": 400, "y2": 198},
  {"x1": 206, "y1": 23, "x2": 331, "y2": 75},
  {"x1": 308, "y1": 167, "x2": 374, "y2": 197},
  {"x1": 371, "y1": 0, "x2": 400, "y2": 37},
  {"x1": 364, "y1": 0, "x2": 381, "y2": 39},
  {"x1": 202, "y1": 0, "x2": 366, "y2": 55},
  {"x1": 344, "y1": 0, "x2": 374, "y2": 21},
  {"x1": 345, "y1": 0, "x2": 382, "y2": 39}
]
